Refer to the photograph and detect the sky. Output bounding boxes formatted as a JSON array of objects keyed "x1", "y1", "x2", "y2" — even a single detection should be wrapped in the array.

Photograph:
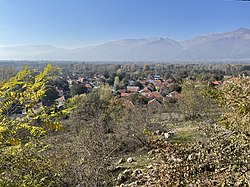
[{"x1": 0, "y1": 0, "x2": 250, "y2": 48}]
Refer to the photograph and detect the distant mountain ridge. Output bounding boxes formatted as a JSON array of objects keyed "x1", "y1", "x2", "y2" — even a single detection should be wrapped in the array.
[{"x1": 1, "y1": 28, "x2": 250, "y2": 61}]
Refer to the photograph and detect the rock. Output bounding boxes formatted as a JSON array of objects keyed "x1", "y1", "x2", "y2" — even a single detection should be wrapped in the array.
[
  {"x1": 127, "y1": 157, "x2": 135, "y2": 163},
  {"x1": 147, "y1": 164, "x2": 153, "y2": 169},
  {"x1": 155, "y1": 130, "x2": 161, "y2": 135},
  {"x1": 117, "y1": 174, "x2": 127, "y2": 183},
  {"x1": 128, "y1": 181, "x2": 139, "y2": 186},
  {"x1": 164, "y1": 131, "x2": 175, "y2": 140},
  {"x1": 123, "y1": 169, "x2": 132, "y2": 175},
  {"x1": 172, "y1": 157, "x2": 182, "y2": 162},
  {"x1": 131, "y1": 169, "x2": 141, "y2": 177},
  {"x1": 136, "y1": 173, "x2": 144, "y2": 180},
  {"x1": 148, "y1": 149, "x2": 155, "y2": 155},
  {"x1": 117, "y1": 158, "x2": 125, "y2": 164},
  {"x1": 188, "y1": 154, "x2": 193, "y2": 160},
  {"x1": 111, "y1": 165, "x2": 124, "y2": 172}
]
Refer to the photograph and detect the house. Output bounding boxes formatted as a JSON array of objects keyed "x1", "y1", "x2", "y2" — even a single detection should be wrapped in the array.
[
  {"x1": 153, "y1": 75, "x2": 161, "y2": 80},
  {"x1": 84, "y1": 83, "x2": 93, "y2": 91},
  {"x1": 145, "y1": 91, "x2": 164, "y2": 101},
  {"x1": 147, "y1": 74, "x2": 154, "y2": 81},
  {"x1": 77, "y1": 77, "x2": 86, "y2": 83},
  {"x1": 147, "y1": 98, "x2": 162, "y2": 112},
  {"x1": 139, "y1": 87, "x2": 151, "y2": 96},
  {"x1": 54, "y1": 96, "x2": 66, "y2": 108},
  {"x1": 153, "y1": 79, "x2": 163, "y2": 89},
  {"x1": 212, "y1": 81, "x2": 222, "y2": 86},
  {"x1": 121, "y1": 93, "x2": 130, "y2": 97},
  {"x1": 126, "y1": 86, "x2": 140, "y2": 93},
  {"x1": 162, "y1": 81, "x2": 170, "y2": 86},
  {"x1": 32, "y1": 101, "x2": 43, "y2": 114}
]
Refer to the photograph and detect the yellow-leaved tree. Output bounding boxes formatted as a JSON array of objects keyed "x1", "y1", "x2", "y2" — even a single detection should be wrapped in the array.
[{"x1": 0, "y1": 64, "x2": 64, "y2": 186}]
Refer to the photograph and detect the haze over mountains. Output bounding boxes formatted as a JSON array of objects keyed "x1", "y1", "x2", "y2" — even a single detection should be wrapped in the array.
[{"x1": 1, "y1": 28, "x2": 250, "y2": 62}]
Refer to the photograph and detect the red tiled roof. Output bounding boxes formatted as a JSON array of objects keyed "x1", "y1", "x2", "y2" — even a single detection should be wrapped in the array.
[
  {"x1": 85, "y1": 84, "x2": 92, "y2": 89},
  {"x1": 140, "y1": 87, "x2": 151, "y2": 93},
  {"x1": 127, "y1": 86, "x2": 140, "y2": 93},
  {"x1": 145, "y1": 92, "x2": 163, "y2": 99},
  {"x1": 77, "y1": 77, "x2": 86, "y2": 83},
  {"x1": 55, "y1": 96, "x2": 65, "y2": 102},
  {"x1": 121, "y1": 93, "x2": 130, "y2": 97},
  {"x1": 163, "y1": 81, "x2": 170, "y2": 86},
  {"x1": 153, "y1": 81, "x2": 162, "y2": 88},
  {"x1": 212, "y1": 81, "x2": 222, "y2": 85}
]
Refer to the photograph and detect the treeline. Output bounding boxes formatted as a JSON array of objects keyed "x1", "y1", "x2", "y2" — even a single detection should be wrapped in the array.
[{"x1": 61, "y1": 63, "x2": 250, "y2": 81}]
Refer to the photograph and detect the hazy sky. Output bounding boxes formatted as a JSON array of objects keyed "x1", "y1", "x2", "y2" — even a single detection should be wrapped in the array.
[{"x1": 0, "y1": 0, "x2": 250, "y2": 47}]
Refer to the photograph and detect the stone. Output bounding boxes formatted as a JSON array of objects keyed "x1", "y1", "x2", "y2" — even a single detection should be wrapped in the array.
[
  {"x1": 131, "y1": 169, "x2": 141, "y2": 177},
  {"x1": 117, "y1": 174, "x2": 127, "y2": 183},
  {"x1": 146, "y1": 164, "x2": 153, "y2": 169},
  {"x1": 111, "y1": 165, "x2": 124, "y2": 172},
  {"x1": 117, "y1": 158, "x2": 125, "y2": 164},
  {"x1": 155, "y1": 130, "x2": 161, "y2": 135},
  {"x1": 123, "y1": 169, "x2": 132, "y2": 175},
  {"x1": 127, "y1": 157, "x2": 135, "y2": 163},
  {"x1": 164, "y1": 131, "x2": 175, "y2": 140}
]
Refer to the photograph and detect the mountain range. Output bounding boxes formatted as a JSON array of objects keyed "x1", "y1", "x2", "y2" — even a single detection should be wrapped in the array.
[{"x1": 1, "y1": 28, "x2": 250, "y2": 62}]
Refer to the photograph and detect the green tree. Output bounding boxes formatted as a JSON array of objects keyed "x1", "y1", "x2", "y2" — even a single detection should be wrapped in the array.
[
  {"x1": 120, "y1": 77, "x2": 128, "y2": 89},
  {"x1": 49, "y1": 78, "x2": 69, "y2": 92},
  {"x1": 143, "y1": 64, "x2": 149, "y2": 71},
  {"x1": 178, "y1": 80, "x2": 214, "y2": 119},
  {"x1": 42, "y1": 85, "x2": 59, "y2": 106},
  {"x1": 70, "y1": 84, "x2": 88, "y2": 96},
  {"x1": 114, "y1": 76, "x2": 120, "y2": 91}
]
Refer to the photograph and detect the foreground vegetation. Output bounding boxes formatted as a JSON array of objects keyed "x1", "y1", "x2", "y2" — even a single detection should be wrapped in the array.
[{"x1": 0, "y1": 63, "x2": 249, "y2": 186}]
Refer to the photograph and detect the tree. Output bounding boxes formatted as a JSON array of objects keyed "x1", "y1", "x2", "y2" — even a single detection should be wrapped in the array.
[
  {"x1": 41, "y1": 85, "x2": 59, "y2": 106},
  {"x1": 217, "y1": 76, "x2": 250, "y2": 134},
  {"x1": 114, "y1": 76, "x2": 120, "y2": 91},
  {"x1": 178, "y1": 80, "x2": 214, "y2": 119},
  {"x1": 0, "y1": 64, "x2": 64, "y2": 186},
  {"x1": 116, "y1": 68, "x2": 123, "y2": 76},
  {"x1": 49, "y1": 78, "x2": 69, "y2": 92},
  {"x1": 143, "y1": 64, "x2": 149, "y2": 71},
  {"x1": 70, "y1": 84, "x2": 88, "y2": 96},
  {"x1": 120, "y1": 77, "x2": 128, "y2": 89}
]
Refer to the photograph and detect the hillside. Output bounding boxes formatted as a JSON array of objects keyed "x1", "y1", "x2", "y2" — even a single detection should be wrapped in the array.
[{"x1": 1, "y1": 28, "x2": 250, "y2": 61}]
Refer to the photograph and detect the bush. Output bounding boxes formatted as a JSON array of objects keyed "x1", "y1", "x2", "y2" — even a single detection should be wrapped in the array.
[
  {"x1": 217, "y1": 76, "x2": 250, "y2": 134},
  {"x1": 51, "y1": 86, "x2": 152, "y2": 186}
]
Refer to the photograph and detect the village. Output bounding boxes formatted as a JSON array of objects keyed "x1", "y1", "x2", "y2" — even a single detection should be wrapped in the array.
[
  {"x1": 49, "y1": 68, "x2": 226, "y2": 113},
  {"x1": 52, "y1": 72, "x2": 182, "y2": 111}
]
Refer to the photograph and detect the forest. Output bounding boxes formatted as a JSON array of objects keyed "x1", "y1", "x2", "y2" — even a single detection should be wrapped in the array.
[{"x1": 0, "y1": 62, "x2": 249, "y2": 186}]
